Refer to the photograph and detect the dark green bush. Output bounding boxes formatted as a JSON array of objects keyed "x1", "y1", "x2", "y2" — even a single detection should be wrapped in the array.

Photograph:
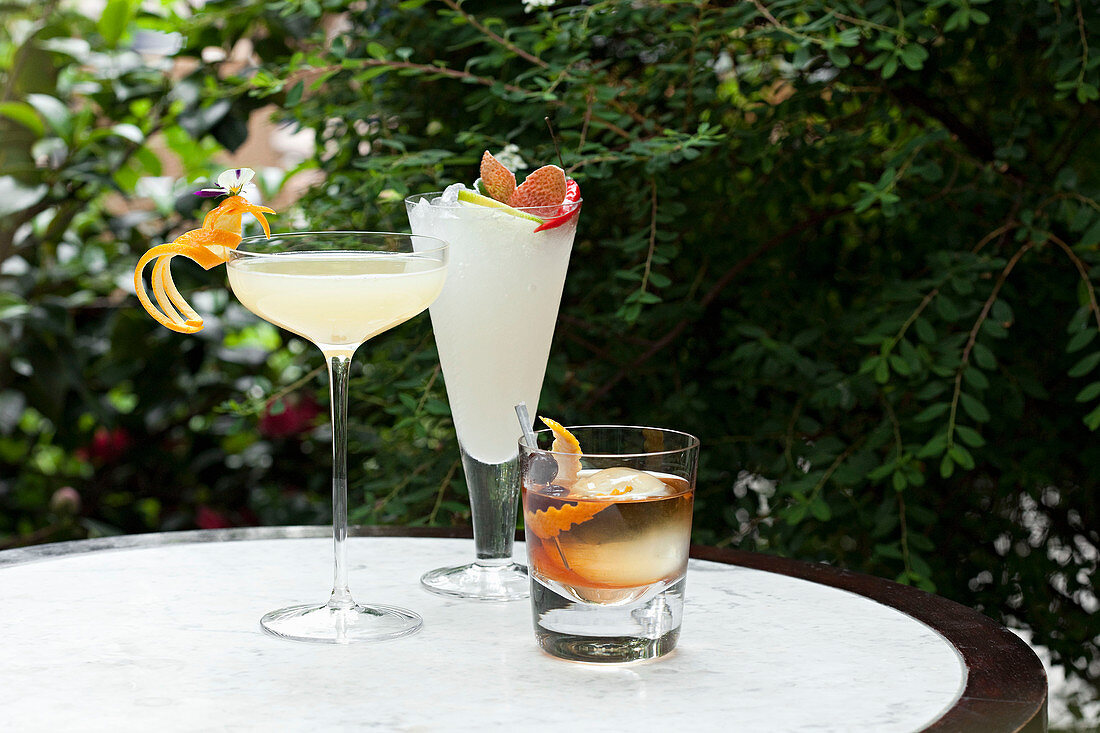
[{"x1": 3, "y1": 0, "x2": 1099, "y2": 706}]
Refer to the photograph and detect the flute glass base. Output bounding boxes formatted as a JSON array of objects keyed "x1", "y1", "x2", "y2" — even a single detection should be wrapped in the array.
[
  {"x1": 420, "y1": 561, "x2": 529, "y2": 601},
  {"x1": 260, "y1": 602, "x2": 423, "y2": 644}
]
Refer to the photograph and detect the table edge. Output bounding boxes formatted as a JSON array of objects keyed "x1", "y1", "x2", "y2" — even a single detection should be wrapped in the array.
[
  {"x1": 0, "y1": 526, "x2": 1048, "y2": 732},
  {"x1": 690, "y1": 545, "x2": 1048, "y2": 733}
]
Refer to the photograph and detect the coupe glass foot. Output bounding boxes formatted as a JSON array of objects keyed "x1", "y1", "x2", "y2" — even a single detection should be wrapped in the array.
[
  {"x1": 260, "y1": 602, "x2": 422, "y2": 644},
  {"x1": 420, "y1": 561, "x2": 528, "y2": 601}
]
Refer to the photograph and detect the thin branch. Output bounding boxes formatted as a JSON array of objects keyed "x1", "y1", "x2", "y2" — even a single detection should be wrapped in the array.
[
  {"x1": 947, "y1": 238, "x2": 1039, "y2": 443},
  {"x1": 1048, "y1": 232, "x2": 1100, "y2": 331},
  {"x1": 809, "y1": 437, "x2": 863, "y2": 500},
  {"x1": 638, "y1": 179, "x2": 658, "y2": 293},
  {"x1": 751, "y1": 0, "x2": 824, "y2": 46},
  {"x1": 328, "y1": 59, "x2": 634, "y2": 141},
  {"x1": 428, "y1": 458, "x2": 462, "y2": 525},
  {"x1": 971, "y1": 220, "x2": 1020, "y2": 256},
  {"x1": 576, "y1": 87, "x2": 595, "y2": 154},
  {"x1": 345, "y1": 59, "x2": 532, "y2": 96},
  {"x1": 889, "y1": 287, "x2": 939, "y2": 348},
  {"x1": 439, "y1": 0, "x2": 549, "y2": 69},
  {"x1": 1074, "y1": 0, "x2": 1090, "y2": 88}
]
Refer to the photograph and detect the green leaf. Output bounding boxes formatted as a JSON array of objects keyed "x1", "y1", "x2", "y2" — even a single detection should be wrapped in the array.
[
  {"x1": 889, "y1": 355, "x2": 912, "y2": 376},
  {"x1": 948, "y1": 444, "x2": 975, "y2": 470},
  {"x1": 892, "y1": 470, "x2": 907, "y2": 492},
  {"x1": 0, "y1": 176, "x2": 48, "y2": 218},
  {"x1": 648, "y1": 271, "x2": 672, "y2": 288},
  {"x1": 1084, "y1": 403, "x2": 1100, "y2": 431},
  {"x1": 1069, "y1": 351, "x2": 1100, "y2": 378},
  {"x1": 0, "y1": 101, "x2": 44, "y2": 136},
  {"x1": 982, "y1": 319, "x2": 1008, "y2": 339},
  {"x1": 1076, "y1": 382, "x2": 1100, "y2": 403},
  {"x1": 971, "y1": 342, "x2": 996, "y2": 370},
  {"x1": 286, "y1": 81, "x2": 304, "y2": 107},
  {"x1": 899, "y1": 44, "x2": 928, "y2": 71},
  {"x1": 935, "y1": 295, "x2": 960, "y2": 322},
  {"x1": 827, "y1": 48, "x2": 851, "y2": 68},
  {"x1": 875, "y1": 542, "x2": 904, "y2": 560},
  {"x1": 939, "y1": 454, "x2": 955, "y2": 478},
  {"x1": 1067, "y1": 328, "x2": 1097, "y2": 353},
  {"x1": 784, "y1": 504, "x2": 807, "y2": 526},
  {"x1": 25, "y1": 94, "x2": 73, "y2": 138},
  {"x1": 944, "y1": 9, "x2": 968, "y2": 32},
  {"x1": 858, "y1": 355, "x2": 882, "y2": 374},
  {"x1": 990, "y1": 299, "x2": 1013, "y2": 323},
  {"x1": 868, "y1": 461, "x2": 897, "y2": 481},
  {"x1": 1079, "y1": 215, "x2": 1100, "y2": 248},
  {"x1": 960, "y1": 393, "x2": 991, "y2": 423},
  {"x1": 110, "y1": 123, "x2": 144, "y2": 144},
  {"x1": 914, "y1": 402, "x2": 949, "y2": 422},
  {"x1": 914, "y1": 317, "x2": 936, "y2": 344},
  {"x1": 881, "y1": 55, "x2": 899, "y2": 79},
  {"x1": 809, "y1": 496, "x2": 831, "y2": 522},
  {"x1": 962, "y1": 366, "x2": 989, "y2": 390},
  {"x1": 917, "y1": 432, "x2": 949, "y2": 458},
  {"x1": 874, "y1": 357, "x2": 890, "y2": 383},
  {"x1": 99, "y1": 0, "x2": 134, "y2": 49},
  {"x1": 955, "y1": 425, "x2": 986, "y2": 448}
]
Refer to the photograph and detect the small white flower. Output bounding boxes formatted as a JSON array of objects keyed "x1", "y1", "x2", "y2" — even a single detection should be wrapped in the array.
[
  {"x1": 494, "y1": 143, "x2": 529, "y2": 171},
  {"x1": 217, "y1": 167, "x2": 255, "y2": 195},
  {"x1": 522, "y1": 0, "x2": 555, "y2": 13},
  {"x1": 194, "y1": 167, "x2": 256, "y2": 198}
]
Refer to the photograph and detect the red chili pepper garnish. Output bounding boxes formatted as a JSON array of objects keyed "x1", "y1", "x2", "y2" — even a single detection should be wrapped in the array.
[{"x1": 533, "y1": 179, "x2": 582, "y2": 232}]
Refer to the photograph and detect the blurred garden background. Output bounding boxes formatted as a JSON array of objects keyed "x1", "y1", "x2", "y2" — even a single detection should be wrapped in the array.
[{"x1": 1, "y1": 0, "x2": 1098, "y2": 726}]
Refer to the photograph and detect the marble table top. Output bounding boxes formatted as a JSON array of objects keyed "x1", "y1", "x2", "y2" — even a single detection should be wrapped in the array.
[{"x1": 0, "y1": 529, "x2": 971, "y2": 731}]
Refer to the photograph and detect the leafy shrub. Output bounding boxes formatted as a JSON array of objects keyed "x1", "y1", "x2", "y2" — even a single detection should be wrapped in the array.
[
  {"x1": 240, "y1": 0, "x2": 1100, "y2": 693},
  {"x1": 2, "y1": 0, "x2": 1098, "y2": 703}
]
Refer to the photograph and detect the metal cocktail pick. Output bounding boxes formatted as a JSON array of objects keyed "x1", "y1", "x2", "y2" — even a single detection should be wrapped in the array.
[
  {"x1": 514, "y1": 402, "x2": 572, "y2": 570},
  {"x1": 514, "y1": 402, "x2": 538, "y2": 452}
]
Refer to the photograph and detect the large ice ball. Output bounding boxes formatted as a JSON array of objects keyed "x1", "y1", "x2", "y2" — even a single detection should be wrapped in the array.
[{"x1": 573, "y1": 467, "x2": 671, "y2": 499}]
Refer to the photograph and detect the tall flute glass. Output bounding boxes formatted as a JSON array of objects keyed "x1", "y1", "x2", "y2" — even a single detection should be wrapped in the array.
[
  {"x1": 226, "y1": 232, "x2": 448, "y2": 643},
  {"x1": 406, "y1": 193, "x2": 581, "y2": 601}
]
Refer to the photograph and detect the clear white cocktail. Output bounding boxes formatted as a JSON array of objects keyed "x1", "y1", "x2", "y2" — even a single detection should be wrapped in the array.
[
  {"x1": 229, "y1": 252, "x2": 447, "y2": 354},
  {"x1": 227, "y1": 232, "x2": 448, "y2": 642},
  {"x1": 406, "y1": 192, "x2": 581, "y2": 600}
]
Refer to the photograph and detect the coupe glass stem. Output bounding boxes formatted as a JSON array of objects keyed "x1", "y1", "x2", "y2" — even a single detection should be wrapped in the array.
[{"x1": 326, "y1": 351, "x2": 354, "y2": 610}]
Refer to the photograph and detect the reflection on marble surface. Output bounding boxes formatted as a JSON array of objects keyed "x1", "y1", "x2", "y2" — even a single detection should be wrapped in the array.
[{"x1": 0, "y1": 533, "x2": 966, "y2": 732}]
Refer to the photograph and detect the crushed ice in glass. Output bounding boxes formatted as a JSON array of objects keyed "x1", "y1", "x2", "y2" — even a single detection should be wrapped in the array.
[{"x1": 432, "y1": 182, "x2": 466, "y2": 205}]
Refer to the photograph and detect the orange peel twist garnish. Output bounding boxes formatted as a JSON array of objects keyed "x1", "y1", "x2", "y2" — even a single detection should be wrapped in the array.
[
  {"x1": 524, "y1": 417, "x2": 609, "y2": 539},
  {"x1": 539, "y1": 416, "x2": 582, "y2": 485},
  {"x1": 133, "y1": 168, "x2": 275, "y2": 333},
  {"x1": 524, "y1": 501, "x2": 608, "y2": 541}
]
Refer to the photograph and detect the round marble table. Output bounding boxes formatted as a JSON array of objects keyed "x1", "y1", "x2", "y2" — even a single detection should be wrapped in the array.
[{"x1": 0, "y1": 527, "x2": 1046, "y2": 732}]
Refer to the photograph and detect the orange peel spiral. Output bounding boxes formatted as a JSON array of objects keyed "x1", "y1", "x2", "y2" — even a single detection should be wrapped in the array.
[
  {"x1": 539, "y1": 416, "x2": 582, "y2": 485},
  {"x1": 133, "y1": 189, "x2": 276, "y2": 333}
]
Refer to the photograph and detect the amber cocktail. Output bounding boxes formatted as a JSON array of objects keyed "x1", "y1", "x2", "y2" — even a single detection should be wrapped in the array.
[{"x1": 520, "y1": 425, "x2": 698, "y2": 663}]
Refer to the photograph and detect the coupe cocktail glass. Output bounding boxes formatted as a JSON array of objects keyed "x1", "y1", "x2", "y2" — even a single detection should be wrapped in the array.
[
  {"x1": 405, "y1": 193, "x2": 581, "y2": 600},
  {"x1": 520, "y1": 425, "x2": 698, "y2": 662},
  {"x1": 226, "y1": 232, "x2": 448, "y2": 643}
]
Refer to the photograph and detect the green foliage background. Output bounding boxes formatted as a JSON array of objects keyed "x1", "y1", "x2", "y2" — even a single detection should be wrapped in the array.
[{"x1": 2, "y1": 0, "x2": 1099, "y2": 712}]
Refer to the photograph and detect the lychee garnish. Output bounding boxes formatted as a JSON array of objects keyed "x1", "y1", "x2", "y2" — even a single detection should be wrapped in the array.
[
  {"x1": 479, "y1": 150, "x2": 516, "y2": 204},
  {"x1": 510, "y1": 165, "x2": 567, "y2": 210}
]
